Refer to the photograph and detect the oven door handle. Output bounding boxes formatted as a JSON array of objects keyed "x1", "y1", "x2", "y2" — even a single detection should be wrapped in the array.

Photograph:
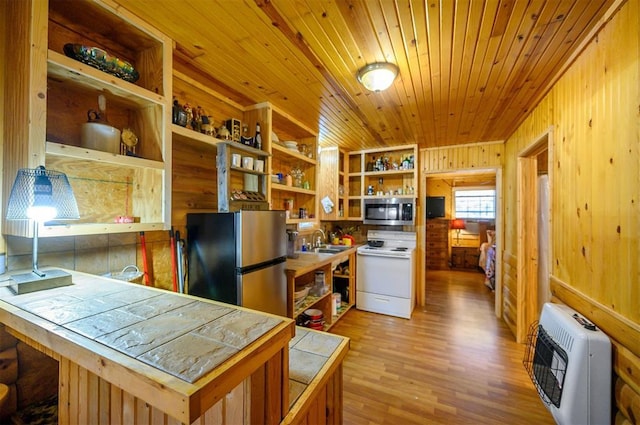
[{"x1": 357, "y1": 251, "x2": 410, "y2": 259}]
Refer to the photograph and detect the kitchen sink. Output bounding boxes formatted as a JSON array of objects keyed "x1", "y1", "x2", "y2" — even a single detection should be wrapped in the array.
[
  {"x1": 293, "y1": 245, "x2": 351, "y2": 258},
  {"x1": 316, "y1": 245, "x2": 351, "y2": 253},
  {"x1": 294, "y1": 251, "x2": 335, "y2": 258}
]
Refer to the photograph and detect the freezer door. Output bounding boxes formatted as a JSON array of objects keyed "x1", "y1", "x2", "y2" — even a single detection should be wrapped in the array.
[
  {"x1": 237, "y1": 210, "x2": 287, "y2": 267},
  {"x1": 238, "y1": 260, "x2": 287, "y2": 316},
  {"x1": 187, "y1": 213, "x2": 238, "y2": 304}
]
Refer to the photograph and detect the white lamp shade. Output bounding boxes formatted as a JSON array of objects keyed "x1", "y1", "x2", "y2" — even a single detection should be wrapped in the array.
[{"x1": 357, "y1": 62, "x2": 399, "y2": 91}]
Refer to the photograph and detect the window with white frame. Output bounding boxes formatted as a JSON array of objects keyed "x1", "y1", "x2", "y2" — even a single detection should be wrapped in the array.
[{"x1": 454, "y1": 189, "x2": 496, "y2": 219}]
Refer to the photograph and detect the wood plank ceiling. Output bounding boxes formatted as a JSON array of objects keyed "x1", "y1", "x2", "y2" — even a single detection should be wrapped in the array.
[{"x1": 114, "y1": 0, "x2": 617, "y2": 151}]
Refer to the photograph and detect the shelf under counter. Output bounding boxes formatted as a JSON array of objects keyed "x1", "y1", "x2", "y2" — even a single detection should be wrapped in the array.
[
  {"x1": 285, "y1": 247, "x2": 358, "y2": 334},
  {"x1": 326, "y1": 303, "x2": 355, "y2": 331}
]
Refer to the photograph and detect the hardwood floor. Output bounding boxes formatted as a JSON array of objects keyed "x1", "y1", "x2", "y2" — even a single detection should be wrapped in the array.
[{"x1": 329, "y1": 269, "x2": 555, "y2": 424}]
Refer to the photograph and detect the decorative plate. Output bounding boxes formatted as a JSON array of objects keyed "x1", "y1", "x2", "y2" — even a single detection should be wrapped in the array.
[{"x1": 63, "y1": 43, "x2": 140, "y2": 83}]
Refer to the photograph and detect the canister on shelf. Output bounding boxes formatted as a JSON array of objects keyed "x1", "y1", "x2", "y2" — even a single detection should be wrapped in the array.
[
  {"x1": 310, "y1": 271, "x2": 325, "y2": 296},
  {"x1": 332, "y1": 293, "x2": 341, "y2": 315}
]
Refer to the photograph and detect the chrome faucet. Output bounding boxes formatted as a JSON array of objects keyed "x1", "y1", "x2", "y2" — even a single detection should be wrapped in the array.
[{"x1": 311, "y1": 229, "x2": 326, "y2": 248}]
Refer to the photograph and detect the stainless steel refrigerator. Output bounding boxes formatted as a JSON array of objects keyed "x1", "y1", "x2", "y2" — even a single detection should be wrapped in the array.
[{"x1": 186, "y1": 210, "x2": 287, "y2": 316}]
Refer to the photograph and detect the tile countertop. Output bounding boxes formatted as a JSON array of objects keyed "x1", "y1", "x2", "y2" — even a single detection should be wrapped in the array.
[
  {"x1": 287, "y1": 327, "x2": 350, "y2": 412},
  {"x1": 0, "y1": 269, "x2": 295, "y2": 423}
]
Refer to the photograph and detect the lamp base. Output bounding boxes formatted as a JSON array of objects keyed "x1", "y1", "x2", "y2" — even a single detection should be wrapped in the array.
[{"x1": 10, "y1": 269, "x2": 73, "y2": 294}]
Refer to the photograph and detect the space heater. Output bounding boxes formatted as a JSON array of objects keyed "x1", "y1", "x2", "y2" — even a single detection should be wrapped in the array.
[{"x1": 523, "y1": 303, "x2": 611, "y2": 425}]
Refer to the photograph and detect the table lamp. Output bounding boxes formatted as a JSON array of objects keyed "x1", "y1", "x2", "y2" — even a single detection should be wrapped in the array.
[
  {"x1": 5, "y1": 166, "x2": 80, "y2": 294},
  {"x1": 450, "y1": 218, "x2": 466, "y2": 246}
]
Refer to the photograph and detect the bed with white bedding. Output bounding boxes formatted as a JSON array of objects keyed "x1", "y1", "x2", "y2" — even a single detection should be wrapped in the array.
[{"x1": 478, "y1": 230, "x2": 496, "y2": 290}]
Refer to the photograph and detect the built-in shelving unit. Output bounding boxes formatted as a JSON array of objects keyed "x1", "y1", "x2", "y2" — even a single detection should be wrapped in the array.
[
  {"x1": 3, "y1": 0, "x2": 173, "y2": 238},
  {"x1": 171, "y1": 74, "x2": 319, "y2": 225},
  {"x1": 216, "y1": 141, "x2": 270, "y2": 212},
  {"x1": 347, "y1": 144, "x2": 418, "y2": 221},
  {"x1": 289, "y1": 250, "x2": 356, "y2": 331},
  {"x1": 252, "y1": 103, "x2": 319, "y2": 225}
]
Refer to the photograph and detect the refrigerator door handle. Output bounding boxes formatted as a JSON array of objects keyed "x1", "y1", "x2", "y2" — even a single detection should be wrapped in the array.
[{"x1": 237, "y1": 256, "x2": 287, "y2": 275}]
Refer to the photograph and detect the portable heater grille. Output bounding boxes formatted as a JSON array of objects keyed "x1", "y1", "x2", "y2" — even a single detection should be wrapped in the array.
[
  {"x1": 523, "y1": 303, "x2": 611, "y2": 425},
  {"x1": 524, "y1": 322, "x2": 569, "y2": 407}
]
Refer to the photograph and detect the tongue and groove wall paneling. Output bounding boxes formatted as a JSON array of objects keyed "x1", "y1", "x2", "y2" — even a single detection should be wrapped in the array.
[
  {"x1": 171, "y1": 70, "x2": 246, "y2": 230},
  {"x1": 503, "y1": 0, "x2": 639, "y2": 422},
  {"x1": 318, "y1": 147, "x2": 346, "y2": 221},
  {"x1": 421, "y1": 141, "x2": 504, "y2": 172}
]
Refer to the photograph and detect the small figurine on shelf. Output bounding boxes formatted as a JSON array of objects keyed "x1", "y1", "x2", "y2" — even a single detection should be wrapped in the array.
[
  {"x1": 192, "y1": 105, "x2": 205, "y2": 133},
  {"x1": 183, "y1": 103, "x2": 193, "y2": 130},
  {"x1": 217, "y1": 123, "x2": 231, "y2": 140},
  {"x1": 201, "y1": 115, "x2": 215, "y2": 136},
  {"x1": 120, "y1": 128, "x2": 138, "y2": 156},
  {"x1": 240, "y1": 124, "x2": 254, "y2": 146}
]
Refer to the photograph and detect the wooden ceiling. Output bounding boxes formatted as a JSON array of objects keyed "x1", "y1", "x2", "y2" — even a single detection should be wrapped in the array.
[{"x1": 114, "y1": 0, "x2": 617, "y2": 151}]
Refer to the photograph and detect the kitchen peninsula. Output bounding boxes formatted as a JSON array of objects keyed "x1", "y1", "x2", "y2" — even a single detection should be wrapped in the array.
[{"x1": 0, "y1": 270, "x2": 297, "y2": 424}]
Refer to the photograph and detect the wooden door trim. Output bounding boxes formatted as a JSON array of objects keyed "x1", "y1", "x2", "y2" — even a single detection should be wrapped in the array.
[{"x1": 515, "y1": 126, "x2": 553, "y2": 342}]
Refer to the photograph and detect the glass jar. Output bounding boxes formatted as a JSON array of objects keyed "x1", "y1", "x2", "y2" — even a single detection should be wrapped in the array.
[{"x1": 290, "y1": 166, "x2": 304, "y2": 188}]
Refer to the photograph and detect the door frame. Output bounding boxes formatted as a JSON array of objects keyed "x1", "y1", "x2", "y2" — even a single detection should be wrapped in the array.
[
  {"x1": 421, "y1": 167, "x2": 503, "y2": 318},
  {"x1": 516, "y1": 126, "x2": 553, "y2": 342}
]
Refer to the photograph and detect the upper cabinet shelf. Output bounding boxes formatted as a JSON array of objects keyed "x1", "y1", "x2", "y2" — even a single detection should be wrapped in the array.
[
  {"x1": 46, "y1": 142, "x2": 164, "y2": 170},
  {"x1": 260, "y1": 103, "x2": 319, "y2": 224},
  {"x1": 363, "y1": 168, "x2": 415, "y2": 177},
  {"x1": 47, "y1": 51, "x2": 167, "y2": 106},
  {"x1": 272, "y1": 144, "x2": 316, "y2": 165},
  {"x1": 3, "y1": 0, "x2": 172, "y2": 238}
]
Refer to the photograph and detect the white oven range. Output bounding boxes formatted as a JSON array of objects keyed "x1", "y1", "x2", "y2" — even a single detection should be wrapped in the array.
[{"x1": 356, "y1": 230, "x2": 416, "y2": 319}]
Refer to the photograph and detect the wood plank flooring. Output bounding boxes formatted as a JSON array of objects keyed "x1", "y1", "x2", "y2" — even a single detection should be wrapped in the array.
[{"x1": 329, "y1": 269, "x2": 555, "y2": 424}]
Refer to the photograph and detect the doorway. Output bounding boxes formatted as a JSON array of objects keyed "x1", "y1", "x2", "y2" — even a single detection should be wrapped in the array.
[
  {"x1": 422, "y1": 168, "x2": 502, "y2": 316},
  {"x1": 516, "y1": 128, "x2": 552, "y2": 342}
]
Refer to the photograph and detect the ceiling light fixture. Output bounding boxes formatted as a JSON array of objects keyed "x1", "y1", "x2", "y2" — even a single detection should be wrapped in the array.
[{"x1": 357, "y1": 62, "x2": 398, "y2": 92}]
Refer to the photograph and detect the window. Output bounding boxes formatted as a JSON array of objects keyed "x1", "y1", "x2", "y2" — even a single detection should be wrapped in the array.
[{"x1": 454, "y1": 189, "x2": 495, "y2": 219}]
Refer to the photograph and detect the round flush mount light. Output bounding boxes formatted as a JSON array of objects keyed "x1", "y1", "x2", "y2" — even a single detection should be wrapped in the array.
[{"x1": 356, "y1": 62, "x2": 399, "y2": 92}]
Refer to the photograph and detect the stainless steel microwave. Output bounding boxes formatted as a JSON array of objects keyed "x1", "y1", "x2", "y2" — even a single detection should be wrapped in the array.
[{"x1": 363, "y1": 198, "x2": 415, "y2": 226}]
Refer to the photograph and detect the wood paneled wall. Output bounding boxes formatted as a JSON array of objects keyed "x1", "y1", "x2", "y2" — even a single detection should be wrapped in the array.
[
  {"x1": 503, "y1": 0, "x2": 639, "y2": 422},
  {"x1": 421, "y1": 142, "x2": 504, "y2": 172}
]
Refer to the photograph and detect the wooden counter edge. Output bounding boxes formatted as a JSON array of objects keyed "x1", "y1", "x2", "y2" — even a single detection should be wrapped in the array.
[
  {"x1": 280, "y1": 334, "x2": 350, "y2": 424},
  {"x1": 189, "y1": 319, "x2": 295, "y2": 423}
]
